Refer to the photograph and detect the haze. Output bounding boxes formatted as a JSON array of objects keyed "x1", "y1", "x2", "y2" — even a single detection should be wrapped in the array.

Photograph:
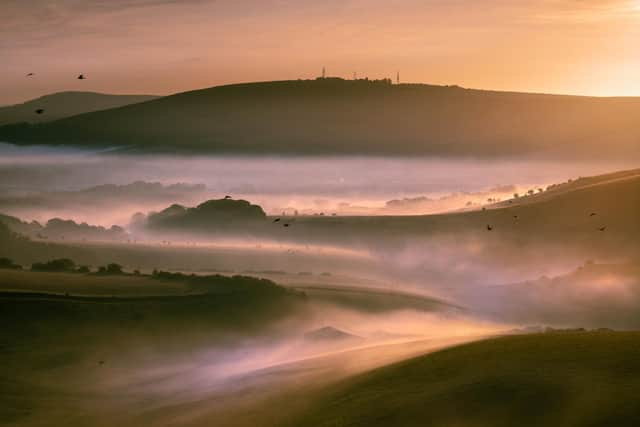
[{"x1": 3, "y1": 2, "x2": 640, "y2": 426}]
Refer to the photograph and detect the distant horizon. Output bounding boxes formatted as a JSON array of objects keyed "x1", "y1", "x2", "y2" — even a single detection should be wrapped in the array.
[
  {"x1": 7, "y1": 76, "x2": 640, "y2": 107},
  {"x1": 4, "y1": 1, "x2": 640, "y2": 105}
]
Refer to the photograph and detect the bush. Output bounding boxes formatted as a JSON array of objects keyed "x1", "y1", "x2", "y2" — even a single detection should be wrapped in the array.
[
  {"x1": 97, "y1": 263, "x2": 124, "y2": 275},
  {"x1": 76, "y1": 265, "x2": 91, "y2": 274},
  {"x1": 0, "y1": 257, "x2": 22, "y2": 270},
  {"x1": 31, "y1": 258, "x2": 76, "y2": 272}
]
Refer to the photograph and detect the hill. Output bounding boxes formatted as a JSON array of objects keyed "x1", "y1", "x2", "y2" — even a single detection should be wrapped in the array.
[
  {"x1": 289, "y1": 332, "x2": 640, "y2": 427},
  {"x1": 142, "y1": 198, "x2": 267, "y2": 232},
  {"x1": 0, "y1": 91, "x2": 158, "y2": 125},
  {"x1": 181, "y1": 168, "x2": 639, "y2": 258},
  {"x1": 2, "y1": 80, "x2": 640, "y2": 158}
]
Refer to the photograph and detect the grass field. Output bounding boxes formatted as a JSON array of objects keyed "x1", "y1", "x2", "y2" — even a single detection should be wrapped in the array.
[{"x1": 289, "y1": 332, "x2": 640, "y2": 427}]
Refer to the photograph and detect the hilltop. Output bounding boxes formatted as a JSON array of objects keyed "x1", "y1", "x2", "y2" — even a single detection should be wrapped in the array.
[
  {"x1": 0, "y1": 91, "x2": 158, "y2": 125},
  {"x1": 1, "y1": 79, "x2": 640, "y2": 158}
]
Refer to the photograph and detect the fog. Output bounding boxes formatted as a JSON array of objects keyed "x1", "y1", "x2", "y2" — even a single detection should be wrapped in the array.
[
  {"x1": 0, "y1": 143, "x2": 634, "y2": 225},
  {"x1": 2, "y1": 142, "x2": 640, "y2": 426}
]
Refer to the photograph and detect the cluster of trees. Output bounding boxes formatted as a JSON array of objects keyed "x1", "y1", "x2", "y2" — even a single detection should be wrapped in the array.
[
  {"x1": 6, "y1": 257, "x2": 130, "y2": 275},
  {"x1": 151, "y1": 269, "x2": 292, "y2": 296},
  {"x1": 512, "y1": 188, "x2": 545, "y2": 199}
]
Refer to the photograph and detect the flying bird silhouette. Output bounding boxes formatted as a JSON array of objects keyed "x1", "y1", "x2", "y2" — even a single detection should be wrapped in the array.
[
  {"x1": 273, "y1": 218, "x2": 281, "y2": 223},
  {"x1": 26, "y1": 72, "x2": 34, "y2": 77},
  {"x1": 77, "y1": 74, "x2": 86, "y2": 80},
  {"x1": 283, "y1": 223, "x2": 290, "y2": 227},
  {"x1": 487, "y1": 225, "x2": 493, "y2": 231},
  {"x1": 589, "y1": 212, "x2": 597, "y2": 217},
  {"x1": 35, "y1": 109, "x2": 44, "y2": 114},
  {"x1": 224, "y1": 195, "x2": 232, "y2": 199},
  {"x1": 598, "y1": 226, "x2": 606, "y2": 232}
]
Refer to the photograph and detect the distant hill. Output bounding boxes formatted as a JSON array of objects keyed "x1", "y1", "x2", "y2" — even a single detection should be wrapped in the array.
[
  {"x1": 192, "y1": 168, "x2": 638, "y2": 250},
  {"x1": 304, "y1": 326, "x2": 361, "y2": 342},
  {"x1": 0, "y1": 91, "x2": 158, "y2": 125},
  {"x1": 0, "y1": 212, "x2": 129, "y2": 242},
  {"x1": 1, "y1": 79, "x2": 640, "y2": 158}
]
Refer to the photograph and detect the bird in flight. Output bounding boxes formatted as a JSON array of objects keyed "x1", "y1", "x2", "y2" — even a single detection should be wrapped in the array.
[
  {"x1": 589, "y1": 212, "x2": 597, "y2": 217},
  {"x1": 26, "y1": 72, "x2": 34, "y2": 77},
  {"x1": 283, "y1": 223, "x2": 291, "y2": 227},
  {"x1": 35, "y1": 109, "x2": 44, "y2": 114},
  {"x1": 487, "y1": 225, "x2": 493, "y2": 231},
  {"x1": 273, "y1": 218, "x2": 281, "y2": 223},
  {"x1": 513, "y1": 215, "x2": 519, "y2": 220},
  {"x1": 77, "y1": 74, "x2": 86, "y2": 80},
  {"x1": 224, "y1": 195, "x2": 232, "y2": 199},
  {"x1": 598, "y1": 226, "x2": 606, "y2": 232}
]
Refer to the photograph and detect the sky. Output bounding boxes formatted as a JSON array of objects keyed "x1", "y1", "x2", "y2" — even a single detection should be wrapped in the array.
[{"x1": 2, "y1": 0, "x2": 640, "y2": 104}]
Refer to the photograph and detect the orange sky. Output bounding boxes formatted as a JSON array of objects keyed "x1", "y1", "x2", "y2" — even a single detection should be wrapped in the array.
[{"x1": 2, "y1": 0, "x2": 640, "y2": 104}]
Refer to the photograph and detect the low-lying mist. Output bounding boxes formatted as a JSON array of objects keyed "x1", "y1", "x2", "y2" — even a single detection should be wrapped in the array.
[{"x1": 0, "y1": 142, "x2": 634, "y2": 225}]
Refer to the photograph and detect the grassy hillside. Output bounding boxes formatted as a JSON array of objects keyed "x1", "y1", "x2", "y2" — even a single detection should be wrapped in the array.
[
  {"x1": 243, "y1": 168, "x2": 640, "y2": 261},
  {"x1": 2, "y1": 79, "x2": 640, "y2": 158},
  {"x1": 0, "y1": 274, "x2": 306, "y2": 426},
  {"x1": 0, "y1": 91, "x2": 157, "y2": 125},
  {"x1": 290, "y1": 332, "x2": 640, "y2": 427}
]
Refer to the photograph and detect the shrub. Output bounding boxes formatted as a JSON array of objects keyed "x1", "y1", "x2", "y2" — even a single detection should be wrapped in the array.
[
  {"x1": 97, "y1": 263, "x2": 125, "y2": 275},
  {"x1": 76, "y1": 265, "x2": 91, "y2": 274},
  {"x1": 31, "y1": 258, "x2": 76, "y2": 272},
  {"x1": 0, "y1": 257, "x2": 22, "y2": 270}
]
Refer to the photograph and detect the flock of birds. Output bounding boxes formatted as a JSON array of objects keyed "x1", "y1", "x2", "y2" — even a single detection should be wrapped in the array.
[
  {"x1": 27, "y1": 72, "x2": 86, "y2": 115},
  {"x1": 485, "y1": 210, "x2": 606, "y2": 232},
  {"x1": 273, "y1": 217, "x2": 292, "y2": 227}
]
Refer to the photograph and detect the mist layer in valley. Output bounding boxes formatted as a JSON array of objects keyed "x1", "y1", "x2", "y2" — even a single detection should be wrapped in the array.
[
  {"x1": 0, "y1": 143, "x2": 634, "y2": 224},
  {"x1": 1, "y1": 143, "x2": 639, "y2": 426}
]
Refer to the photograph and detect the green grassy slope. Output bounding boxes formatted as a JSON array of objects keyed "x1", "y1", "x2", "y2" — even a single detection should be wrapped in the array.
[
  {"x1": 2, "y1": 80, "x2": 640, "y2": 158},
  {"x1": 291, "y1": 332, "x2": 640, "y2": 427}
]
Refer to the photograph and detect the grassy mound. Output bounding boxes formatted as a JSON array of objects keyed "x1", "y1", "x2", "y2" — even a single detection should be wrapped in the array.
[{"x1": 291, "y1": 332, "x2": 640, "y2": 427}]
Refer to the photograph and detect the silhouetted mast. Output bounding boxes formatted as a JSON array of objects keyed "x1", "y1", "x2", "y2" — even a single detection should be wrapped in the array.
[
  {"x1": 396, "y1": 71, "x2": 400, "y2": 84},
  {"x1": 322, "y1": 66, "x2": 326, "y2": 79}
]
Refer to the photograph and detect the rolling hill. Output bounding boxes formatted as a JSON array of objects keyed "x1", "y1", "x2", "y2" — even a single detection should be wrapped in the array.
[
  {"x1": 136, "y1": 168, "x2": 640, "y2": 257},
  {"x1": 0, "y1": 91, "x2": 158, "y2": 125},
  {"x1": 289, "y1": 332, "x2": 640, "y2": 427},
  {"x1": 1, "y1": 79, "x2": 640, "y2": 158}
]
